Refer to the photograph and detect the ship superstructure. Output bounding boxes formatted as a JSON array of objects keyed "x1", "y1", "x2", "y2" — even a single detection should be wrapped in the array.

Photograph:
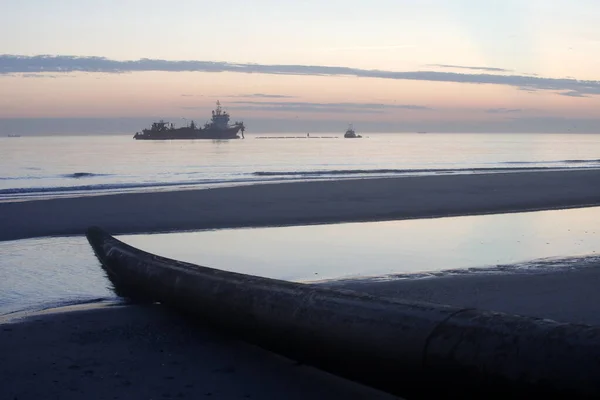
[{"x1": 134, "y1": 101, "x2": 245, "y2": 140}]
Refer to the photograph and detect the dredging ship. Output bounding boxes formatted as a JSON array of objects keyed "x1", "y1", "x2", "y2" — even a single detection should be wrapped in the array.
[{"x1": 133, "y1": 101, "x2": 245, "y2": 140}]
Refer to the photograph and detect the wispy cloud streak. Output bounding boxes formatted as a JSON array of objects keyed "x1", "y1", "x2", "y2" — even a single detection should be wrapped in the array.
[
  {"x1": 233, "y1": 93, "x2": 297, "y2": 99},
  {"x1": 317, "y1": 44, "x2": 416, "y2": 51},
  {"x1": 2, "y1": 54, "x2": 600, "y2": 97},
  {"x1": 425, "y1": 64, "x2": 512, "y2": 73},
  {"x1": 230, "y1": 101, "x2": 431, "y2": 110},
  {"x1": 485, "y1": 108, "x2": 522, "y2": 113},
  {"x1": 183, "y1": 101, "x2": 431, "y2": 114}
]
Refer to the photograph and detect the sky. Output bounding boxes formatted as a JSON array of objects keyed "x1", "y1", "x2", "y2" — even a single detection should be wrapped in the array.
[{"x1": 2, "y1": 0, "x2": 600, "y2": 133}]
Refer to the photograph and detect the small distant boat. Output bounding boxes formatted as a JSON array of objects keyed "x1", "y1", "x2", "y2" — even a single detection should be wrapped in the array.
[
  {"x1": 344, "y1": 123, "x2": 362, "y2": 138},
  {"x1": 7, "y1": 134, "x2": 21, "y2": 137}
]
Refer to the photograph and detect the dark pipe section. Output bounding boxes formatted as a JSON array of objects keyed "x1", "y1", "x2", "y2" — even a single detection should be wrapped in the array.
[{"x1": 86, "y1": 226, "x2": 600, "y2": 399}]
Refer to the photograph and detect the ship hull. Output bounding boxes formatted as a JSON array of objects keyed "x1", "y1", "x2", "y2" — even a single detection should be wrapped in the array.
[{"x1": 134, "y1": 126, "x2": 242, "y2": 140}]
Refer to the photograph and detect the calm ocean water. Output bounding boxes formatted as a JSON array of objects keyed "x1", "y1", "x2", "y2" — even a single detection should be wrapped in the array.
[
  {"x1": 2, "y1": 132, "x2": 600, "y2": 315},
  {"x1": 1, "y1": 207, "x2": 599, "y2": 316},
  {"x1": 2, "y1": 132, "x2": 600, "y2": 200}
]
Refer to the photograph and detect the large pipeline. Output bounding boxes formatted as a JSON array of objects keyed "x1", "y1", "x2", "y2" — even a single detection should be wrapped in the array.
[{"x1": 86, "y1": 226, "x2": 600, "y2": 399}]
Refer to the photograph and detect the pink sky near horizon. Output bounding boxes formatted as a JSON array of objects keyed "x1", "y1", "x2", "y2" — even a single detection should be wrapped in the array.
[
  {"x1": 1, "y1": 71, "x2": 598, "y2": 123},
  {"x1": 2, "y1": 1, "x2": 600, "y2": 132}
]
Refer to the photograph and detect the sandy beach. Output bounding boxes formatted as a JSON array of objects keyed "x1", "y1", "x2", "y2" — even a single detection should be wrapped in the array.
[
  {"x1": 3, "y1": 169, "x2": 600, "y2": 398},
  {"x1": 4, "y1": 266, "x2": 600, "y2": 399},
  {"x1": 325, "y1": 266, "x2": 600, "y2": 326},
  {"x1": 2, "y1": 169, "x2": 600, "y2": 242},
  {"x1": 0, "y1": 303, "x2": 402, "y2": 400}
]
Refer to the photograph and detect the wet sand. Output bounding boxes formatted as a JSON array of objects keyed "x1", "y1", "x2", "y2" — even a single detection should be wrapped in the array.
[
  {"x1": 2, "y1": 169, "x2": 600, "y2": 242},
  {"x1": 3, "y1": 266, "x2": 600, "y2": 399},
  {"x1": 0, "y1": 304, "x2": 400, "y2": 400},
  {"x1": 3, "y1": 169, "x2": 600, "y2": 398},
  {"x1": 326, "y1": 265, "x2": 600, "y2": 326}
]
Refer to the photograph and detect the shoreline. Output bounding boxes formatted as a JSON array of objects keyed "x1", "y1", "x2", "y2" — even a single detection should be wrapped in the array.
[
  {"x1": 6, "y1": 256, "x2": 600, "y2": 325},
  {"x1": 4, "y1": 168, "x2": 600, "y2": 398},
  {"x1": 4, "y1": 264, "x2": 600, "y2": 399},
  {"x1": 325, "y1": 265, "x2": 600, "y2": 326},
  {"x1": 2, "y1": 169, "x2": 600, "y2": 242}
]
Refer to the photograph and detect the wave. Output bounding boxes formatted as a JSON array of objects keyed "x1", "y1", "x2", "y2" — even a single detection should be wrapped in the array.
[
  {"x1": 0, "y1": 181, "x2": 212, "y2": 196},
  {"x1": 317, "y1": 254, "x2": 600, "y2": 286},
  {"x1": 0, "y1": 175, "x2": 327, "y2": 198},
  {"x1": 0, "y1": 296, "x2": 119, "y2": 318},
  {"x1": 252, "y1": 165, "x2": 600, "y2": 177},
  {"x1": 63, "y1": 172, "x2": 110, "y2": 178},
  {"x1": 502, "y1": 159, "x2": 600, "y2": 165},
  {"x1": 0, "y1": 172, "x2": 111, "y2": 181},
  {"x1": 3, "y1": 163, "x2": 600, "y2": 200}
]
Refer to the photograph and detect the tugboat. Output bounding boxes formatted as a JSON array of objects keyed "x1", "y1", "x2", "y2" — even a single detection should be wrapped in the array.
[
  {"x1": 133, "y1": 101, "x2": 245, "y2": 140},
  {"x1": 344, "y1": 123, "x2": 362, "y2": 138}
]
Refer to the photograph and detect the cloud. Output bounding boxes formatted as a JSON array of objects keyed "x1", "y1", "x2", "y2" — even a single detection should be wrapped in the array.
[
  {"x1": 518, "y1": 87, "x2": 539, "y2": 93},
  {"x1": 182, "y1": 93, "x2": 294, "y2": 99},
  {"x1": 227, "y1": 105, "x2": 384, "y2": 114},
  {"x1": 21, "y1": 73, "x2": 57, "y2": 78},
  {"x1": 485, "y1": 108, "x2": 522, "y2": 113},
  {"x1": 426, "y1": 64, "x2": 512, "y2": 73},
  {"x1": 231, "y1": 101, "x2": 431, "y2": 110},
  {"x1": 2, "y1": 54, "x2": 600, "y2": 97},
  {"x1": 4, "y1": 72, "x2": 74, "y2": 79},
  {"x1": 233, "y1": 93, "x2": 297, "y2": 99},
  {"x1": 560, "y1": 91, "x2": 589, "y2": 98},
  {"x1": 182, "y1": 101, "x2": 432, "y2": 114},
  {"x1": 317, "y1": 44, "x2": 416, "y2": 52}
]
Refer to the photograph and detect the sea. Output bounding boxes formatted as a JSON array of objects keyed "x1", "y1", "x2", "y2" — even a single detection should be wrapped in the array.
[
  {"x1": 1, "y1": 132, "x2": 600, "y2": 315},
  {"x1": 3, "y1": 132, "x2": 600, "y2": 201}
]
